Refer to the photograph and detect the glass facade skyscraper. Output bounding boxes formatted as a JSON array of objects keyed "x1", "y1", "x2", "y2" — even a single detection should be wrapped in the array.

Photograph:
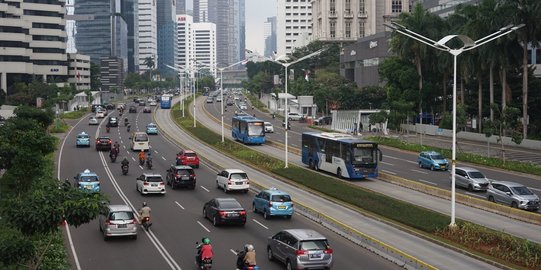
[
  {"x1": 122, "y1": 0, "x2": 140, "y2": 73},
  {"x1": 157, "y1": 0, "x2": 178, "y2": 76}
]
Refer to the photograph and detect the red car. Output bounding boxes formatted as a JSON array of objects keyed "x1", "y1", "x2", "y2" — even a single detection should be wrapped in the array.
[{"x1": 176, "y1": 150, "x2": 200, "y2": 168}]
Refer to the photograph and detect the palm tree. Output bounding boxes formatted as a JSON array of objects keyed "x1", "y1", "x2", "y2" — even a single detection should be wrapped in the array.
[{"x1": 143, "y1": 56, "x2": 155, "y2": 81}]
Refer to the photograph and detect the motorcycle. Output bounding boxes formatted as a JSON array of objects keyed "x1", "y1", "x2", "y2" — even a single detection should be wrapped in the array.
[
  {"x1": 110, "y1": 152, "x2": 117, "y2": 163},
  {"x1": 124, "y1": 118, "x2": 129, "y2": 126},
  {"x1": 146, "y1": 159, "x2": 153, "y2": 169},
  {"x1": 139, "y1": 157, "x2": 145, "y2": 166},
  {"x1": 235, "y1": 249, "x2": 259, "y2": 270},
  {"x1": 127, "y1": 125, "x2": 131, "y2": 132},
  {"x1": 121, "y1": 164, "x2": 129, "y2": 175},
  {"x1": 106, "y1": 126, "x2": 110, "y2": 133},
  {"x1": 141, "y1": 216, "x2": 151, "y2": 231},
  {"x1": 195, "y1": 242, "x2": 213, "y2": 270}
]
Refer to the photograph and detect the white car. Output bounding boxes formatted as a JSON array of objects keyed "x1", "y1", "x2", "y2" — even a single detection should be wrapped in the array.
[
  {"x1": 149, "y1": 101, "x2": 157, "y2": 106},
  {"x1": 264, "y1": 122, "x2": 274, "y2": 133},
  {"x1": 287, "y1": 112, "x2": 303, "y2": 121},
  {"x1": 216, "y1": 169, "x2": 250, "y2": 193},
  {"x1": 88, "y1": 116, "x2": 99, "y2": 125},
  {"x1": 136, "y1": 173, "x2": 166, "y2": 195},
  {"x1": 239, "y1": 103, "x2": 248, "y2": 110},
  {"x1": 96, "y1": 110, "x2": 105, "y2": 118}
]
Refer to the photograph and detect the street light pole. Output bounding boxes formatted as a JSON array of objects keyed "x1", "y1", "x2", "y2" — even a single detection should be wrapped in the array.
[{"x1": 385, "y1": 22, "x2": 524, "y2": 227}]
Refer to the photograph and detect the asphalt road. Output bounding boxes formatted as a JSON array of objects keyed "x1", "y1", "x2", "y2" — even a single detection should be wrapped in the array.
[
  {"x1": 58, "y1": 103, "x2": 400, "y2": 270},
  {"x1": 205, "y1": 95, "x2": 541, "y2": 202}
]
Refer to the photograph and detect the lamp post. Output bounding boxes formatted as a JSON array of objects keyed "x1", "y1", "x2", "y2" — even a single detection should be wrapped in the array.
[
  {"x1": 385, "y1": 22, "x2": 524, "y2": 226},
  {"x1": 166, "y1": 64, "x2": 186, "y2": 116}
]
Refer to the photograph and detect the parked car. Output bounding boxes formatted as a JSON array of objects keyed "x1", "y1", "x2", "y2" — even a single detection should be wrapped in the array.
[
  {"x1": 287, "y1": 112, "x2": 303, "y2": 121},
  {"x1": 108, "y1": 117, "x2": 118, "y2": 127},
  {"x1": 418, "y1": 151, "x2": 448, "y2": 171},
  {"x1": 136, "y1": 173, "x2": 166, "y2": 195},
  {"x1": 203, "y1": 197, "x2": 246, "y2": 226},
  {"x1": 99, "y1": 204, "x2": 137, "y2": 240},
  {"x1": 88, "y1": 116, "x2": 99, "y2": 125},
  {"x1": 454, "y1": 167, "x2": 490, "y2": 192},
  {"x1": 143, "y1": 106, "x2": 151, "y2": 113},
  {"x1": 267, "y1": 229, "x2": 333, "y2": 270},
  {"x1": 253, "y1": 188, "x2": 294, "y2": 219},
  {"x1": 487, "y1": 181, "x2": 540, "y2": 211},
  {"x1": 73, "y1": 169, "x2": 100, "y2": 192},
  {"x1": 95, "y1": 136, "x2": 112, "y2": 151},
  {"x1": 216, "y1": 169, "x2": 249, "y2": 193},
  {"x1": 314, "y1": 116, "x2": 332, "y2": 126},
  {"x1": 146, "y1": 123, "x2": 158, "y2": 135},
  {"x1": 166, "y1": 165, "x2": 196, "y2": 189},
  {"x1": 129, "y1": 106, "x2": 137, "y2": 113},
  {"x1": 264, "y1": 122, "x2": 274, "y2": 133},
  {"x1": 176, "y1": 150, "x2": 200, "y2": 168},
  {"x1": 76, "y1": 132, "x2": 90, "y2": 147}
]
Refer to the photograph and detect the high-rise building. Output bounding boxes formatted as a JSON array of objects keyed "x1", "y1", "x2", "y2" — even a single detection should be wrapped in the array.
[
  {"x1": 176, "y1": 0, "x2": 186, "y2": 14},
  {"x1": 138, "y1": 0, "x2": 158, "y2": 73},
  {"x1": 157, "y1": 0, "x2": 178, "y2": 76},
  {"x1": 264, "y1": 17, "x2": 277, "y2": 57},
  {"x1": 276, "y1": 0, "x2": 312, "y2": 56},
  {"x1": 122, "y1": 0, "x2": 140, "y2": 73},
  {"x1": 68, "y1": 54, "x2": 91, "y2": 90},
  {"x1": 0, "y1": 0, "x2": 68, "y2": 92},
  {"x1": 176, "y1": 15, "x2": 194, "y2": 74},
  {"x1": 421, "y1": 0, "x2": 478, "y2": 17},
  {"x1": 176, "y1": 15, "x2": 216, "y2": 77},
  {"x1": 193, "y1": 0, "x2": 214, "y2": 22}
]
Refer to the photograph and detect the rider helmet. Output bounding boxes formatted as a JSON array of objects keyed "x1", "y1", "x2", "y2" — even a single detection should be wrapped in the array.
[
  {"x1": 142, "y1": 202, "x2": 147, "y2": 207},
  {"x1": 245, "y1": 244, "x2": 254, "y2": 252},
  {"x1": 202, "y1": 237, "x2": 211, "y2": 244}
]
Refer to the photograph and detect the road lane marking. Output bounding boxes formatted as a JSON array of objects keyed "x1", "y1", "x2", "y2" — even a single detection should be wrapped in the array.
[
  {"x1": 121, "y1": 140, "x2": 123, "y2": 144},
  {"x1": 382, "y1": 169, "x2": 396, "y2": 175},
  {"x1": 252, "y1": 219, "x2": 269, "y2": 229},
  {"x1": 386, "y1": 155, "x2": 417, "y2": 164},
  {"x1": 154, "y1": 150, "x2": 159, "y2": 154},
  {"x1": 411, "y1": 169, "x2": 428, "y2": 174},
  {"x1": 162, "y1": 156, "x2": 166, "y2": 160},
  {"x1": 529, "y1": 187, "x2": 541, "y2": 192},
  {"x1": 230, "y1": 249, "x2": 238, "y2": 255},
  {"x1": 131, "y1": 157, "x2": 136, "y2": 161},
  {"x1": 419, "y1": 179, "x2": 437, "y2": 186},
  {"x1": 175, "y1": 201, "x2": 185, "y2": 210},
  {"x1": 200, "y1": 185, "x2": 210, "y2": 192},
  {"x1": 380, "y1": 161, "x2": 394, "y2": 166},
  {"x1": 139, "y1": 165, "x2": 144, "y2": 170},
  {"x1": 197, "y1": 221, "x2": 210, "y2": 232}
]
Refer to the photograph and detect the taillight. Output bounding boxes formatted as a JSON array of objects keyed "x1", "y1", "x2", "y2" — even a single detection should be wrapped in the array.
[
  {"x1": 159, "y1": 182, "x2": 165, "y2": 186},
  {"x1": 190, "y1": 174, "x2": 195, "y2": 177},
  {"x1": 129, "y1": 219, "x2": 137, "y2": 224},
  {"x1": 268, "y1": 201, "x2": 273, "y2": 207},
  {"x1": 219, "y1": 211, "x2": 227, "y2": 217},
  {"x1": 143, "y1": 182, "x2": 149, "y2": 186},
  {"x1": 296, "y1": 250, "x2": 307, "y2": 255},
  {"x1": 108, "y1": 140, "x2": 112, "y2": 144},
  {"x1": 324, "y1": 249, "x2": 333, "y2": 254},
  {"x1": 239, "y1": 210, "x2": 246, "y2": 215},
  {"x1": 228, "y1": 180, "x2": 232, "y2": 185},
  {"x1": 105, "y1": 219, "x2": 111, "y2": 225}
]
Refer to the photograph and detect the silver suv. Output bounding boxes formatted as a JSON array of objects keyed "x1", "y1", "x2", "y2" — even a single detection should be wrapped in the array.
[
  {"x1": 99, "y1": 204, "x2": 138, "y2": 240},
  {"x1": 487, "y1": 181, "x2": 540, "y2": 211},
  {"x1": 454, "y1": 167, "x2": 490, "y2": 192},
  {"x1": 267, "y1": 229, "x2": 333, "y2": 269}
]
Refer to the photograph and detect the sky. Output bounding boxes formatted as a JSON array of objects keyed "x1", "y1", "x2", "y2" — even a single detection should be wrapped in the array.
[{"x1": 186, "y1": 0, "x2": 277, "y2": 54}]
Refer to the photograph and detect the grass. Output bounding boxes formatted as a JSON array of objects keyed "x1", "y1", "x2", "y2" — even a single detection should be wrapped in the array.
[
  {"x1": 172, "y1": 99, "x2": 541, "y2": 269},
  {"x1": 62, "y1": 110, "x2": 88, "y2": 119},
  {"x1": 246, "y1": 93, "x2": 269, "y2": 113},
  {"x1": 49, "y1": 119, "x2": 69, "y2": 133}
]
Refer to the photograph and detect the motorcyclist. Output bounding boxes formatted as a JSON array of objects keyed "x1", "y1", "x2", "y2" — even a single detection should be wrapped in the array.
[
  {"x1": 113, "y1": 141, "x2": 120, "y2": 152},
  {"x1": 109, "y1": 146, "x2": 118, "y2": 159},
  {"x1": 138, "y1": 150, "x2": 146, "y2": 165},
  {"x1": 127, "y1": 124, "x2": 131, "y2": 132},
  {"x1": 196, "y1": 237, "x2": 213, "y2": 266},
  {"x1": 146, "y1": 151, "x2": 153, "y2": 168},
  {"x1": 243, "y1": 244, "x2": 257, "y2": 268},
  {"x1": 124, "y1": 118, "x2": 129, "y2": 126},
  {"x1": 106, "y1": 122, "x2": 111, "y2": 133},
  {"x1": 139, "y1": 202, "x2": 151, "y2": 227}
]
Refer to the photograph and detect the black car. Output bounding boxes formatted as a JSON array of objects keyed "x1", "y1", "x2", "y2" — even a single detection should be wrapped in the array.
[
  {"x1": 166, "y1": 165, "x2": 196, "y2": 189},
  {"x1": 105, "y1": 104, "x2": 115, "y2": 110},
  {"x1": 95, "y1": 136, "x2": 112, "y2": 151},
  {"x1": 315, "y1": 116, "x2": 332, "y2": 126},
  {"x1": 108, "y1": 117, "x2": 118, "y2": 127},
  {"x1": 129, "y1": 106, "x2": 137, "y2": 113},
  {"x1": 203, "y1": 198, "x2": 246, "y2": 226}
]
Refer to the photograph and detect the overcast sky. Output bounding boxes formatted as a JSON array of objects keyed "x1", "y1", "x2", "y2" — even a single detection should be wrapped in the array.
[{"x1": 187, "y1": 0, "x2": 277, "y2": 54}]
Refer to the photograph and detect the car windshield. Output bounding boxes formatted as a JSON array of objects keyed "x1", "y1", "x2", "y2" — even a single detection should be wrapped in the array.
[
  {"x1": 79, "y1": 175, "x2": 98, "y2": 182},
  {"x1": 145, "y1": 176, "x2": 162, "y2": 182},
  {"x1": 184, "y1": 152, "x2": 197, "y2": 157},
  {"x1": 110, "y1": 118, "x2": 117, "y2": 121},
  {"x1": 512, "y1": 186, "x2": 534, "y2": 195},
  {"x1": 176, "y1": 169, "x2": 193, "y2": 175},
  {"x1": 352, "y1": 146, "x2": 373, "y2": 163},
  {"x1": 134, "y1": 134, "x2": 148, "y2": 142},
  {"x1": 300, "y1": 240, "x2": 329, "y2": 250},
  {"x1": 430, "y1": 154, "x2": 444, "y2": 160},
  {"x1": 109, "y1": 211, "x2": 134, "y2": 220},
  {"x1": 248, "y1": 123, "x2": 264, "y2": 136},
  {"x1": 77, "y1": 135, "x2": 89, "y2": 139},
  {"x1": 219, "y1": 201, "x2": 242, "y2": 209},
  {"x1": 230, "y1": 173, "x2": 248, "y2": 180},
  {"x1": 147, "y1": 124, "x2": 156, "y2": 128},
  {"x1": 271, "y1": 194, "x2": 291, "y2": 202},
  {"x1": 469, "y1": 171, "x2": 485, "y2": 178}
]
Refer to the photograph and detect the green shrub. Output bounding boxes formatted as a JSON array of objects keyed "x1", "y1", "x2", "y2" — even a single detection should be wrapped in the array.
[
  {"x1": 246, "y1": 93, "x2": 269, "y2": 113},
  {"x1": 49, "y1": 119, "x2": 69, "y2": 133},
  {"x1": 62, "y1": 110, "x2": 88, "y2": 119}
]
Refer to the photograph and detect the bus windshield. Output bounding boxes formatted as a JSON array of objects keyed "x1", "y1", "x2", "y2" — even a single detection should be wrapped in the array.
[
  {"x1": 352, "y1": 145, "x2": 374, "y2": 164},
  {"x1": 248, "y1": 123, "x2": 264, "y2": 136}
]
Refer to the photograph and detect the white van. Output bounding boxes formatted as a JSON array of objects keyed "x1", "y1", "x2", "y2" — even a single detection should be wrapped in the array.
[{"x1": 130, "y1": 132, "x2": 150, "y2": 151}]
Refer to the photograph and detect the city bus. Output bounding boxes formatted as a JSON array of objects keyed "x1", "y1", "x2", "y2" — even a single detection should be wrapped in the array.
[
  {"x1": 301, "y1": 132, "x2": 382, "y2": 179},
  {"x1": 231, "y1": 115, "x2": 265, "y2": 145},
  {"x1": 160, "y1": 94, "x2": 173, "y2": 109}
]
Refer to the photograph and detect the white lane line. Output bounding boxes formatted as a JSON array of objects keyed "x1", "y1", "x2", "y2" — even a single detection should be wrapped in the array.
[
  {"x1": 230, "y1": 249, "x2": 238, "y2": 255},
  {"x1": 120, "y1": 140, "x2": 123, "y2": 144},
  {"x1": 162, "y1": 156, "x2": 166, "y2": 160},
  {"x1": 411, "y1": 169, "x2": 428, "y2": 174},
  {"x1": 175, "y1": 201, "x2": 185, "y2": 210},
  {"x1": 291, "y1": 143, "x2": 298, "y2": 147},
  {"x1": 382, "y1": 169, "x2": 396, "y2": 175},
  {"x1": 380, "y1": 161, "x2": 394, "y2": 166},
  {"x1": 386, "y1": 155, "x2": 418, "y2": 164},
  {"x1": 131, "y1": 157, "x2": 136, "y2": 161},
  {"x1": 529, "y1": 187, "x2": 541, "y2": 192},
  {"x1": 419, "y1": 179, "x2": 438, "y2": 186},
  {"x1": 197, "y1": 221, "x2": 211, "y2": 232},
  {"x1": 139, "y1": 165, "x2": 144, "y2": 170},
  {"x1": 200, "y1": 186, "x2": 210, "y2": 192},
  {"x1": 154, "y1": 150, "x2": 159, "y2": 154},
  {"x1": 252, "y1": 219, "x2": 269, "y2": 229},
  {"x1": 465, "y1": 192, "x2": 484, "y2": 198}
]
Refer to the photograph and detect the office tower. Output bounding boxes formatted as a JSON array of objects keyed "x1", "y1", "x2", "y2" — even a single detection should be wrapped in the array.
[
  {"x1": 264, "y1": 17, "x2": 277, "y2": 58},
  {"x1": 0, "y1": 0, "x2": 68, "y2": 92},
  {"x1": 157, "y1": 0, "x2": 178, "y2": 76},
  {"x1": 277, "y1": 0, "x2": 312, "y2": 56},
  {"x1": 176, "y1": 15, "x2": 194, "y2": 74},
  {"x1": 193, "y1": 0, "x2": 213, "y2": 22},
  {"x1": 177, "y1": 0, "x2": 186, "y2": 14},
  {"x1": 122, "y1": 0, "x2": 140, "y2": 73},
  {"x1": 176, "y1": 15, "x2": 216, "y2": 77},
  {"x1": 138, "y1": 0, "x2": 158, "y2": 73}
]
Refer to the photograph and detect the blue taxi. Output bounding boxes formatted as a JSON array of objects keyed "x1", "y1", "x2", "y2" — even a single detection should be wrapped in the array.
[
  {"x1": 76, "y1": 132, "x2": 90, "y2": 147},
  {"x1": 73, "y1": 169, "x2": 100, "y2": 192},
  {"x1": 252, "y1": 188, "x2": 294, "y2": 219},
  {"x1": 146, "y1": 123, "x2": 158, "y2": 135},
  {"x1": 418, "y1": 151, "x2": 449, "y2": 171}
]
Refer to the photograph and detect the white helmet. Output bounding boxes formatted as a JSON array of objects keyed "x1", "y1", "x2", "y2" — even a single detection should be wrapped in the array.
[{"x1": 245, "y1": 244, "x2": 254, "y2": 252}]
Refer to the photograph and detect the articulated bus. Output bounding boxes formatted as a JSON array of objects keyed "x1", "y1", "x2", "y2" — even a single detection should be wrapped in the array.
[
  {"x1": 301, "y1": 132, "x2": 382, "y2": 179},
  {"x1": 232, "y1": 115, "x2": 265, "y2": 145},
  {"x1": 160, "y1": 94, "x2": 173, "y2": 109}
]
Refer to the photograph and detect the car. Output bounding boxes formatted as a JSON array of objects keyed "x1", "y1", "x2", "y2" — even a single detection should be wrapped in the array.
[
  {"x1": 454, "y1": 167, "x2": 490, "y2": 192},
  {"x1": 91, "y1": 104, "x2": 104, "y2": 113},
  {"x1": 139, "y1": 100, "x2": 146, "y2": 106},
  {"x1": 136, "y1": 173, "x2": 166, "y2": 195},
  {"x1": 267, "y1": 229, "x2": 333, "y2": 270},
  {"x1": 206, "y1": 97, "x2": 214, "y2": 103},
  {"x1": 149, "y1": 100, "x2": 158, "y2": 106},
  {"x1": 99, "y1": 204, "x2": 138, "y2": 241},
  {"x1": 76, "y1": 132, "x2": 91, "y2": 147},
  {"x1": 226, "y1": 100, "x2": 234, "y2": 106},
  {"x1": 96, "y1": 110, "x2": 105, "y2": 118},
  {"x1": 314, "y1": 116, "x2": 332, "y2": 126},
  {"x1": 88, "y1": 116, "x2": 99, "y2": 125},
  {"x1": 239, "y1": 103, "x2": 248, "y2": 110},
  {"x1": 73, "y1": 169, "x2": 100, "y2": 192},
  {"x1": 216, "y1": 169, "x2": 249, "y2": 193},
  {"x1": 203, "y1": 198, "x2": 246, "y2": 226},
  {"x1": 129, "y1": 106, "x2": 137, "y2": 113},
  {"x1": 133, "y1": 97, "x2": 140, "y2": 103},
  {"x1": 487, "y1": 181, "x2": 540, "y2": 211},
  {"x1": 418, "y1": 151, "x2": 448, "y2": 171},
  {"x1": 216, "y1": 97, "x2": 222, "y2": 102},
  {"x1": 253, "y1": 188, "x2": 294, "y2": 219},
  {"x1": 95, "y1": 136, "x2": 112, "y2": 151},
  {"x1": 176, "y1": 150, "x2": 200, "y2": 168},
  {"x1": 264, "y1": 122, "x2": 274, "y2": 133},
  {"x1": 166, "y1": 165, "x2": 196, "y2": 189},
  {"x1": 143, "y1": 106, "x2": 151, "y2": 113},
  {"x1": 108, "y1": 117, "x2": 118, "y2": 127},
  {"x1": 105, "y1": 104, "x2": 115, "y2": 110},
  {"x1": 287, "y1": 112, "x2": 303, "y2": 121},
  {"x1": 146, "y1": 123, "x2": 158, "y2": 135}
]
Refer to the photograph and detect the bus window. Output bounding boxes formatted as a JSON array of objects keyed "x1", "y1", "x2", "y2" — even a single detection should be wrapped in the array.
[
  {"x1": 353, "y1": 147, "x2": 373, "y2": 163},
  {"x1": 248, "y1": 123, "x2": 264, "y2": 136}
]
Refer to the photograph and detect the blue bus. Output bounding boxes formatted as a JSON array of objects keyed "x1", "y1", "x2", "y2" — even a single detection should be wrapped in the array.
[
  {"x1": 232, "y1": 115, "x2": 265, "y2": 145},
  {"x1": 301, "y1": 132, "x2": 382, "y2": 179},
  {"x1": 160, "y1": 94, "x2": 173, "y2": 109}
]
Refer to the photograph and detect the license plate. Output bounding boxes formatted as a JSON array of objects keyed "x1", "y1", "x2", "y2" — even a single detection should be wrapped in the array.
[
  {"x1": 309, "y1": 253, "x2": 323, "y2": 260},
  {"x1": 181, "y1": 176, "x2": 189, "y2": 180},
  {"x1": 151, "y1": 183, "x2": 158, "y2": 187},
  {"x1": 228, "y1": 213, "x2": 238, "y2": 217},
  {"x1": 236, "y1": 182, "x2": 243, "y2": 185},
  {"x1": 138, "y1": 143, "x2": 143, "y2": 145},
  {"x1": 441, "y1": 165, "x2": 446, "y2": 169},
  {"x1": 278, "y1": 205, "x2": 286, "y2": 209},
  {"x1": 117, "y1": 224, "x2": 127, "y2": 228},
  {"x1": 85, "y1": 186, "x2": 92, "y2": 190}
]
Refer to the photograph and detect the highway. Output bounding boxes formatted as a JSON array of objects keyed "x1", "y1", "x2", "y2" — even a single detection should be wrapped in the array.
[
  {"x1": 198, "y1": 95, "x2": 541, "y2": 245},
  {"x1": 57, "y1": 103, "x2": 400, "y2": 270}
]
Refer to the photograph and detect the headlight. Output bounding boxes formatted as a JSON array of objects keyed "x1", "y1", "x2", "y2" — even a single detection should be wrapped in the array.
[
  {"x1": 520, "y1": 201, "x2": 526, "y2": 205},
  {"x1": 474, "y1": 183, "x2": 480, "y2": 187}
]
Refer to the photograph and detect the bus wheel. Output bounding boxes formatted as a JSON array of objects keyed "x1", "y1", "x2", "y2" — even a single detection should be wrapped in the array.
[
  {"x1": 337, "y1": 168, "x2": 343, "y2": 179},
  {"x1": 314, "y1": 162, "x2": 319, "y2": 171},
  {"x1": 309, "y1": 159, "x2": 314, "y2": 169}
]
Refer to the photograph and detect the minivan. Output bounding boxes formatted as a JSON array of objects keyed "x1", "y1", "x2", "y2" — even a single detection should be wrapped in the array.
[
  {"x1": 487, "y1": 181, "x2": 540, "y2": 211},
  {"x1": 99, "y1": 204, "x2": 138, "y2": 240},
  {"x1": 267, "y1": 229, "x2": 333, "y2": 269},
  {"x1": 130, "y1": 132, "x2": 150, "y2": 151},
  {"x1": 454, "y1": 167, "x2": 490, "y2": 191}
]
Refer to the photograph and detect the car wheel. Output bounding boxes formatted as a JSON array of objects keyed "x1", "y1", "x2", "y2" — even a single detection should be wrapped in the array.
[
  {"x1": 212, "y1": 216, "x2": 218, "y2": 226},
  {"x1": 286, "y1": 215, "x2": 292, "y2": 219},
  {"x1": 190, "y1": 184, "x2": 196, "y2": 190},
  {"x1": 103, "y1": 232, "x2": 108, "y2": 241},
  {"x1": 223, "y1": 185, "x2": 228, "y2": 193},
  {"x1": 511, "y1": 201, "x2": 518, "y2": 208},
  {"x1": 309, "y1": 159, "x2": 314, "y2": 169},
  {"x1": 267, "y1": 248, "x2": 274, "y2": 261},
  {"x1": 488, "y1": 196, "x2": 495, "y2": 202},
  {"x1": 243, "y1": 189, "x2": 249, "y2": 193},
  {"x1": 337, "y1": 168, "x2": 343, "y2": 179},
  {"x1": 252, "y1": 204, "x2": 258, "y2": 213},
  {"x1": 263, "y1": 210, "x2": 269, "y2": 220},
  {"x1": 99, "y1": 224, "x2": 103, "y2": 232},
  {"x1": 467, "y1": 185, "x2": 474, "y2": 192},
  {"x1": 216, "y1": 180, "x2": 220, "y2": 189},
  {"x1": 430, "y1": 165, "x2": 435, "y2": 171},
  {"x1": 196, "y1": 165, "x2": 199, "y2": 168},
  {"x1": 418, "y1": 162, "x2": 423, "y2": 168},
  {"x1": 286, "y1": 260, "x2": 293, "y2": 270},
  {"x1": 203, "y1": 208, "x2": 207, "y2": 218}
]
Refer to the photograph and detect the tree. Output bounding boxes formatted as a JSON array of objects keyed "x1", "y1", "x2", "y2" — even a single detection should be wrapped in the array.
[
  {"x1": 484, "y1": 104, "x2": 523, "y2": 162},
  {"x1": 90, "y1": 63, "x2": 101, "y2": 90},
  {"x1": 13, "y1": 106, "x2": 54, "y2": 129}
]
